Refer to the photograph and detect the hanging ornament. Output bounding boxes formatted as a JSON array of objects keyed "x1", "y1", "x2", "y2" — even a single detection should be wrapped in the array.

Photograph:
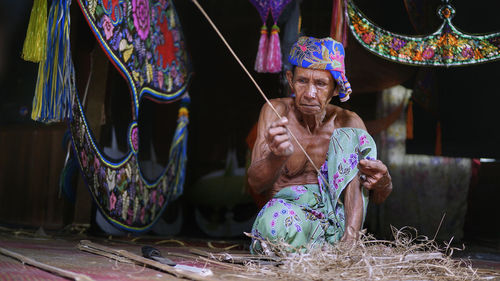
[
  {"x1": 21, "y1": 0, "x2": 48, "y2": 63},
  {"x1": 249, "y1": 0, "x2": 270, "y2": 73},
  {"x1": 31, "y1": 0, "x2": 75, "y2": 123},
  {"x1": 255, "y1": 25, "x2": 269, "y2": 72},
  {"x1": 266, "y1": 0, "x2": 292, "y2": 73}
]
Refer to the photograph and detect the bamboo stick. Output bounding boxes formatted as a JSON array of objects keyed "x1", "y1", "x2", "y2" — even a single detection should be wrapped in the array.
[
  {"x1": 77, "y1": 244, "x2": 133, "y2": 264},
  {"x1": 79, "y1": 240, "x2": 216, "y2": 281},
  {"x1": 0, "y1": 246, "x2": 94, "y2": 281}
]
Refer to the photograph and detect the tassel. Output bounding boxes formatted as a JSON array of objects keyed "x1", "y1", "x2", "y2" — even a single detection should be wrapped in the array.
[
  {"x1": 406, "y1": 99, "x2": 414, "y2": 139},
  {"x1": 166, "y1": 95, "x2": 190, "y2": 201},
  {"x1": 21, "y1": 0, "x2": 48, "y2": 62},
  {"x1": 59, "y1": 130, "x2": 77, "y2": 203},
  {"x1": 31, "y1": 0, "x2": 76, "y2": 123},
  {"x1": 265, "y1": 24, "x2": 282, "y2": 73},
  {"x1": 254, "y1": 25, "x2": 268, "y2": 73},
  {"x1": 435, "y1": 121, "x2": 442, "y2": 156}
]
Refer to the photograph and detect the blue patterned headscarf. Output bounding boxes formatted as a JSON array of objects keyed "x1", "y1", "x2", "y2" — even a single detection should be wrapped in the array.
[{"x1": 289, "y1": 37, "x2": 352, "y2": 102}]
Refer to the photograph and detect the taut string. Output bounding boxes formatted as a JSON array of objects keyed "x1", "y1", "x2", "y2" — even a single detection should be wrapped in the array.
[{"x1": 191, "y1": 0, "x2": 329, "y2": 187}]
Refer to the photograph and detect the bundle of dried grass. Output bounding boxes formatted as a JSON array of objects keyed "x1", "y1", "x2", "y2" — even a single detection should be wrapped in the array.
[{"x1": 243, "y1": 226, "x2": 491, "y2": 281}]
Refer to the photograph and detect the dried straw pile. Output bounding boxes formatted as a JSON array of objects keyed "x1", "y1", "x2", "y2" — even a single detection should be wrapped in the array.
[{"x1": 244, "y1": 227, "x2": 486, "y2": 281}]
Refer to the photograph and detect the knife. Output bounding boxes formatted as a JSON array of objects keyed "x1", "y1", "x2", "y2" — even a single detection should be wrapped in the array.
[{"x1": 142, "y1": 246, "x2": 213, "y2": 276}]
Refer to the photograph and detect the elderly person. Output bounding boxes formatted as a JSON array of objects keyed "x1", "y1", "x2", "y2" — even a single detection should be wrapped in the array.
[{"x1": 247, "y1": 37, "x2": 392, "y2": 253}]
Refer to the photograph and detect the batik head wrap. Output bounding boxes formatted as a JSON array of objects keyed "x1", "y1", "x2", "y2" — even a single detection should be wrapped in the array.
[{"x1": 288, "y1": 36, "x2": 352, "y2": 102}]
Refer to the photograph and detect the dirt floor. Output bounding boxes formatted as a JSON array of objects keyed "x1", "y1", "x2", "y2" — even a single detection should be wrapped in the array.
[{"x1": 0, "y1": 226, "x2": 499, "y2": 281}]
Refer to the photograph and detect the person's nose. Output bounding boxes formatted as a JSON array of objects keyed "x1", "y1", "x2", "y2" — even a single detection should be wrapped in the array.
[{"x1": 305, "y1": 83, "x2": 317, "y2": 99}]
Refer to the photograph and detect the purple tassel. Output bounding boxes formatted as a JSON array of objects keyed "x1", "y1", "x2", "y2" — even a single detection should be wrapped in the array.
[
  {"x1": 254, "y1": 25, "x2": 268, "y2": 73},
  {"x1": 266, "y1": 24, "x2": 282, "y2": 73}
]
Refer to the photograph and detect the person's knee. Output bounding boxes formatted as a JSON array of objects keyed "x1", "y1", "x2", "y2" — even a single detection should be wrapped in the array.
[{"x1": 254, "y1": 203, "x2": 310, "y2": 246}]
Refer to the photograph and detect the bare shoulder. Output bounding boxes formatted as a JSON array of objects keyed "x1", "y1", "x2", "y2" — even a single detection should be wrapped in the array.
[
  {"x1": 328, "y1": 104, "x2": 367, "y2": 130},
  {"x1": 261, "y1": 98, "x2": 292, "y2": 118}
]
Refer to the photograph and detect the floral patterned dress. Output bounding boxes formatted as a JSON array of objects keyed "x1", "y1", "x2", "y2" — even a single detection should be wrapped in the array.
[{"x1": 250, "y1": 128, "x2": 377, "y2": 253}]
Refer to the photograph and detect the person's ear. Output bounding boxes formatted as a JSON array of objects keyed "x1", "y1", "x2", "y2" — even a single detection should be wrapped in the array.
[
  {"x1": 328, "y1": 80, "x2": 340, "y2": 100},
  {"x1": 286, "y1": 70, "x2": 294, "y2": 91},
  {"x1": 332, "y1": 84, "x2": 340, "y2": 97}
]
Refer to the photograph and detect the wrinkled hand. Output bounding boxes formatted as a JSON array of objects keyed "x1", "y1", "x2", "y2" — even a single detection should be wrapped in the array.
[
  {"x1": 358, "y1": 159, "x2": 392, "y2": 204},
  {"x1": 266, "y1": 117, "x2": 294, "y2": 157}
]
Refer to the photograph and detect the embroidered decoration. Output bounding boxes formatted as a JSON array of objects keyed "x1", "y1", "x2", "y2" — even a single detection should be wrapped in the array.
[
  {"x1": 77, "y1": 0, "x2": 191, "y2": 115},
  {"x1": 69, "y1": 0, "x2": 191, "y2": 232},
  {"x1": 347, "y1": 0, "x2": 500, "y2": 66},
  {"x1": 70, "y1": 93, "x2": 189, "y2": 232}
]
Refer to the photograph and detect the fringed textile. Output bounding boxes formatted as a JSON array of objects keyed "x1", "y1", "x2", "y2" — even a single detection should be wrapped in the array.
[
  {"x1": 255, "y1": 25, "x2": 269, "y2": 72},
  {"x1": 265, "y1": 0, "x2": 292, "y2": 73},
  {"x1": 166, "y1": 95, "x2": 190, "y2": 201},
  {"x1": 265, "y1": 25, "x2": 282, "y2": 73},
  {"x1": 31, "y1": 0, "x2": 75, "y2": 123},
  {"x1": 249, "y1": 0, "x2": 292, "y2": 73},
  {"x1": 249, "y1": 0, "x2": 271, "y2": 73},
  {"x1": 21, "y1": 0, "x2": 48, "y2": 62}
]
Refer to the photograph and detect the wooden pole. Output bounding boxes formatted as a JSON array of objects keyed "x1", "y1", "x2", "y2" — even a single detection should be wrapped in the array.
[
  {"x1": 0, "y1": 246, "x2": 95, "y2": 281},
  {"x1": 78, "y1": 240, "x2": 215, "y2": 281}
]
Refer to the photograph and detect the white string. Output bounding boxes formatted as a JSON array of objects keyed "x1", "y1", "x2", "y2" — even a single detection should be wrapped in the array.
[{"x1": 190, "y1": 0, "x2": 329, "y2": 187}]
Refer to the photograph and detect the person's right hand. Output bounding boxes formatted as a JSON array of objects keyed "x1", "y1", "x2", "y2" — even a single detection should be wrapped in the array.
[{"x1": 266, "y1": 117, "x2": 294, "y2": 157}]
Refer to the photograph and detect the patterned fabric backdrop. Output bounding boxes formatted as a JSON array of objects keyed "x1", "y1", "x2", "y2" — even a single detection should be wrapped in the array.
[
  {"x1": 69, "y1": 0, "x2": 190, "y2": 232},
  {"x1": 78, "y1": 0, "x2": 190, "y2": 115},
  {"x1": 365, "y1": 85, "x2": 472, "y2": 242}
]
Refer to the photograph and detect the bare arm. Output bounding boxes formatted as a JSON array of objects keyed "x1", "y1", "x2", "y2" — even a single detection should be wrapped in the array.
[
  {"x1": 342, "y1": 110, "x2": 393, "y2": 204},
  {"x1": 247, "y1": 102, "x2": 293, "y2": 194},
  {"x1": 341, "y1": 173, "x2": 364, "y2": 242}
]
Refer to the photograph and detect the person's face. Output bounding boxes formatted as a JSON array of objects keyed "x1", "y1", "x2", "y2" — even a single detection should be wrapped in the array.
[{"x1": 286, "y1": 67, "x2": 338, "y2": 115}]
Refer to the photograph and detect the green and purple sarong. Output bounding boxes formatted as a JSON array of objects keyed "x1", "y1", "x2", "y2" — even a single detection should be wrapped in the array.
[{"x1": 250, "y1": 128, "x2": 377, "y2": 253}]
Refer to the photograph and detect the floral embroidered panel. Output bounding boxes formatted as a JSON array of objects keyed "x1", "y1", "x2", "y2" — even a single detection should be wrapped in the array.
[
  {"x1": 77, "y1": 0, "x2": 191, "y2": 116},
  {"x1": 69, "y1": 87, "x2": 188, "y2": 233},
  {"x1": 347, "y1": 0, "x2": 500, "y2": 66},
  {"x1": 71, "y1": 0, "x2": 190, "y2": 232}
]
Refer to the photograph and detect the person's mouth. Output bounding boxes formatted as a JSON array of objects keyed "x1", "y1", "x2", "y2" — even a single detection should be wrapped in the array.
[{"x1": 300, "y1": 104, "x2": 320, "y2": 109}]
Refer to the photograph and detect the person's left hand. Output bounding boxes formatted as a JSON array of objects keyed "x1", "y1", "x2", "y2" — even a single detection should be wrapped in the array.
[{"x1": 358, "y1": 159, "x2": 392, "y2": 204}]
